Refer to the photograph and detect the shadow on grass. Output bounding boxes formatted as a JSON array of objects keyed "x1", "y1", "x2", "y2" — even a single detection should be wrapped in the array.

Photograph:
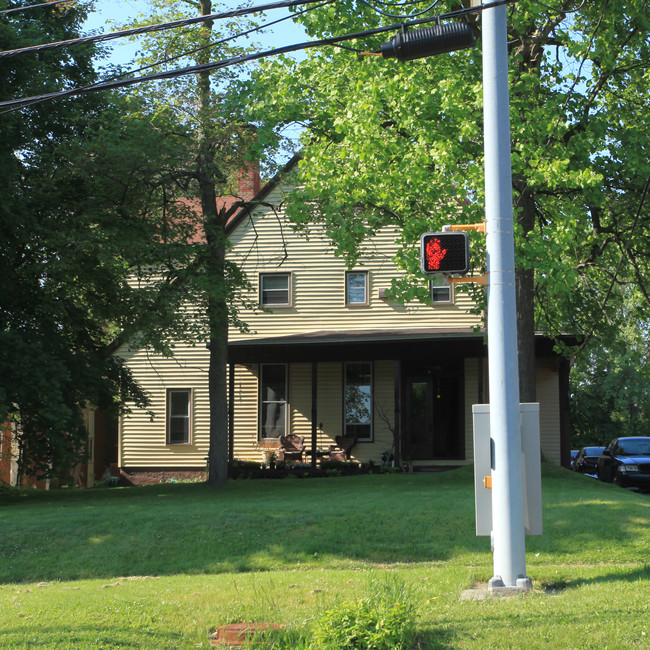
[
  {"x1": 538, "y1": 564, "x2": 650, "y2": 593},
  {"x1": 415, "y1": 627, "x2": 456, "y2": 649},
  {"x1": 0, "y1": 623, "x2": 183, "y2": 648},
  {"x1": 1, "y1": 465, "x2": 649, "y2": 585}
]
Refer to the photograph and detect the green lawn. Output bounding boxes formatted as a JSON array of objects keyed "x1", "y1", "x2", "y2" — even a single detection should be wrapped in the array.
[{"x1": 1, "y1": 464, "x2": 649, "y2": 648}]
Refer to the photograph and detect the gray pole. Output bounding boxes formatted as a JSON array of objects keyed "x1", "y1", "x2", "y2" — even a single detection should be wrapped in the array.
[{"x1": 482, "y1": 1, "x2": 530, "y2": 589}]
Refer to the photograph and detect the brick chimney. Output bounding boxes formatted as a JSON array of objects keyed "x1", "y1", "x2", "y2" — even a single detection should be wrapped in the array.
[{"x1": 237, "y1": 162, "x2": 261, "y2": 201}]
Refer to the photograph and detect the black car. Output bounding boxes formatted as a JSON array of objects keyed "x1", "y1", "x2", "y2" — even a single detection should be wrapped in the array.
[
  {"x1": 597, "y1": 437, "x2": 650, "y2": 491},
  {"x1": 573, "y1": 446, "x2": 606, "y2": 476}
]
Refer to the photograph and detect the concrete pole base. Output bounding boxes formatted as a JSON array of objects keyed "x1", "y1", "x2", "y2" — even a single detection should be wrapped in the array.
[{"x1": 488, "y1": 576, "x2": 533, "y2": 594}]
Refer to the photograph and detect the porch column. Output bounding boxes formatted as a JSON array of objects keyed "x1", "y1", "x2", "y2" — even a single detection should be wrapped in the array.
[
  {"x1": 311, "y1": 361, "x2": 318, "y2": 468},
  {"x1": 393, "y1": 360, "x2": 401, "y2": 464},
  {"x1": 228, "y1": 363, "x2": 235, "y2": 462}
]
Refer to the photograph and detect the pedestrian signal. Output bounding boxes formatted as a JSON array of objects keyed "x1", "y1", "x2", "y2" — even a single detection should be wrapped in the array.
[{"x1": 420, "y1": 232, "x2": 470, "y2": 275}]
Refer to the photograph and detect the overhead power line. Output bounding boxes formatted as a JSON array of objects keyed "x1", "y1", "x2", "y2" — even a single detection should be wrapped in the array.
[
  {"x1": 108, "y1": 0, "x2": 333, "y2": 88},
  {"x1": 0, "y1": 0, "x2": 518, "y2": 112},
  {"x1": 0, "y1": 0, "x2": 330, "y2": 59},
  {"x1": 0, "y1": 0, "x2": 82, "y2": 16},
  {"x1": 357, "y1": 0, "x2": 444, "y2": 20}
]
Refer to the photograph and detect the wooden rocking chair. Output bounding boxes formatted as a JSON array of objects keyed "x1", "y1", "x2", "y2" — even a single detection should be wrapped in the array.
[
  {"x1": 279, "y1": 434, "x2": 305, "y2": 462},
  {"x1": 332, "y1": 435, "x2": 358, "y2": 460}
]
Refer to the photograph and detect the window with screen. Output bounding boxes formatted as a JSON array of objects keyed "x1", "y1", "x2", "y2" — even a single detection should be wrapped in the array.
[
  {"x1": 167, "y1": 389, "x2": 191, "y2": 445},
  {"x1": 260, "y1": 273, "x2": 291, "y2": 307},
  {"x1": 260, "y1": 364, "x2": 287, "y2": 439},
  {"x1": 430, "y1": 275, "x2": 452, "y2": 303},
  {"x1": 344, "y1": 362, "x2": 372, "y2": 441}
]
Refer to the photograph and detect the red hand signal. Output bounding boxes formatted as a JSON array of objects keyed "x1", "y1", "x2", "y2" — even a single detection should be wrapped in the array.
[{"x1": 425, "y1": 237, "x2": 447, "y2": 270}]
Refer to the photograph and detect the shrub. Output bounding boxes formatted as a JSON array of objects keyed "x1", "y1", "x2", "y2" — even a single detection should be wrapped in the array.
[
  {"x1": 311, "y1": 576, "x2": 417, "y2": 649},
  {"x1": 257, "y1": 577, "x2": 418, "y2": 649}
]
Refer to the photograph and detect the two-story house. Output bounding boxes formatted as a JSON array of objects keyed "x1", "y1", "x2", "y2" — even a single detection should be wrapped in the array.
[{"x1": 116, "y1": 163, "x2": 570, "y2": 483}]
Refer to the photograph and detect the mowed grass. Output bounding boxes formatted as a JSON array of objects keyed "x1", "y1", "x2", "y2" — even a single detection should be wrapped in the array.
[{"x1": 1, "y1": 464, "x2": 649, "y2": 648}]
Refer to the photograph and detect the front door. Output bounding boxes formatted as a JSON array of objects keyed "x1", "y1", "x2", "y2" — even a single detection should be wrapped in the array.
[{"x1": 404, "y1": 373, "x2": 463, "y2": 461}]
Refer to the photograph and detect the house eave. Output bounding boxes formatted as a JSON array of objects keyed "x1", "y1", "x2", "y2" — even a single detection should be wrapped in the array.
[
  {"x1": 227, "y1": 328, "x2": 575, "y2": 364},
  {"x1": 228, "y1": 327, "x2": 486, "y2": 363}
]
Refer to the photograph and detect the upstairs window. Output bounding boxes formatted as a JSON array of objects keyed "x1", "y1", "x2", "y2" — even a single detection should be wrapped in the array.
[
  {"x1": 430, "y1": 275, "x2": 452, "y2": 304},
  {"x1": 260, "y1": 364, "x2": 287, "y2": 439},
  {"x1": 260, "y1": 273, "x2": 291, "y2": 307},
  {"x1": 344, "y1": 362, "x2": 373, "y2": 441},
  {"x1": 346, "y1": 271, "x2": 368, "y2": 306},
  {"x1": 167, "y1": 389, "x2": 191, "y2": 445}
]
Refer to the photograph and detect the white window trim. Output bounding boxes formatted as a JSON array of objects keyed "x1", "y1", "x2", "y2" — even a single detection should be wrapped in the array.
[
  {"x1": 259, "y1": 364, "x2": 289, "y2": 440},
  {"x1": 345, "y1": 270, "x2": 369, "y2": 307},
  {"x1": 166, "y1": 388, "x2": 192, "y2": 445},
  {"x1": 259, "y1": 272, "x2": 292, "y2": 308}
]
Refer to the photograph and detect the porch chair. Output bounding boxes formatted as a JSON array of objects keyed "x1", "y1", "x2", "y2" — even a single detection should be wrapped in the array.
[
  {"x1": 331, "y1": 435, "x2": 358, "y2": 460},
  {"x1": 279, "y1": 434, "x2": 305, "y2": 462}
]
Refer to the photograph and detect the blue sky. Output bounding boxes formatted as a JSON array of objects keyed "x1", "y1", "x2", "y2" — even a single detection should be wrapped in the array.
[{"x1": 84, "y1": 0, "x2": 308, "y2": 69}]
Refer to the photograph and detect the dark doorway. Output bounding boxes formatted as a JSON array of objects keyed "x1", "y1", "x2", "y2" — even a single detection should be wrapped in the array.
[{"x1": 403, "y1": 370, "x2": 463, "y2": 461}]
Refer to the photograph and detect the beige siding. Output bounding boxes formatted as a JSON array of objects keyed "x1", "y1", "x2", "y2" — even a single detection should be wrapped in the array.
[
  {"x1": 289, "y1": 363, "x2": 312, "y2": 441},
  {"x1": 465, "y1": 357, "x2": 562, "y2": 465},
  {"x1": 232, "y1": 364, "x2": 260, "y2": 461},
  {"x1": 316, "y1": 362, "x2": 344, "y2": 448},
  {"x1": 227, "y1": 186, "x2": 481, "y2": 342},
  {"x1": 228, "y1": 360, "x2": 399, "y2": 465},
  {"x1": 365, "y1": 360, "x2": 396, "y2": 461},
  {"x1": 118, "y1": 341, "x2": 211, "y2": 468},
  {"x1": 290, "y1": 362, "x2": 345, "y2": 451},
  {"x1": 536, "y1": 358, "x2": 562, "y2": 464},
  {"x1": 118, "y1": 182, "x2": 565, "y2": 469},
  {"x1": 463, "y1": 358, "x2": 481, "y2": 463}
]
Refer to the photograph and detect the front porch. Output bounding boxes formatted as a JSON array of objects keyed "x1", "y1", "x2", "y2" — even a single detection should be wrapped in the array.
[{"x1": 227, "y1": 328, "x2": 488, "y2": 468}]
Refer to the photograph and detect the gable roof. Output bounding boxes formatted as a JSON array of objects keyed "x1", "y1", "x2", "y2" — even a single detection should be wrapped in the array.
[{"x1": 225, "y1": 153, "x2": 301, "y2": 236}]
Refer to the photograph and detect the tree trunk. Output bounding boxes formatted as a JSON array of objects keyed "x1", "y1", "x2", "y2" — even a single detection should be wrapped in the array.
[
  {"x1": 515, "y1": 186, "x2": 537, "y2": 403},
  {"x1": 206, "y1": 224, "x2": 230, "y2": 486},
  {"x1": 516, "y1": 266, "x2": 536, "y2": 403},
  {"x1": 197, "y1": 0, "x2": 229, "y2": 485}
]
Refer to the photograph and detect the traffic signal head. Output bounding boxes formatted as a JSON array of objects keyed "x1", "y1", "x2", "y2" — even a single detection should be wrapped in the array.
[{"x1": 420, "y1": 232, "x2": 470, "y2": 275}]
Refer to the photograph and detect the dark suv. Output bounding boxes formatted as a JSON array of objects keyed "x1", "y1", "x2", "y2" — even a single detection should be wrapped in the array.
[{"x1": 597, "y1": 437, "x2": 650, "y2": 491}]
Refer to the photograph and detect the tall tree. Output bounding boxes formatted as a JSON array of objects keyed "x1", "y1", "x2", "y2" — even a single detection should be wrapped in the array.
[
  {"x1": 0, "y1": 3, "x2": 149, "y2": 480},
  {"x1": 0, "y1": 0, "x2": 113, "y2": 481},
  {"x1": 114, "y1": 0, "x2": 262, "y2": 485},
  {"x1": 241, "y1": 0, "x2": 650, "y2": 401},
  {"x1": 0, "y1": 1, "x2": 230, "y2": 482},
  {"x1": 570, "y1": 292, "x2": 650, "y2": 445}
]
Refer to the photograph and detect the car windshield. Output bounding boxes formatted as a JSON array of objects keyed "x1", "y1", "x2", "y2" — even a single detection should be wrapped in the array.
[{"x1": 616, "y1": 439, "x2": 650, "y2": 456}]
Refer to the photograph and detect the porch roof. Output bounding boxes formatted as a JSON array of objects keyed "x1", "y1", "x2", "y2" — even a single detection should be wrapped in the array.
[
  {"x1": 228, "y1": 328, "x2": 486, "y2": 364},
  {"x1": 227, "y1": 328, "x2": 571, "y2": 364}
]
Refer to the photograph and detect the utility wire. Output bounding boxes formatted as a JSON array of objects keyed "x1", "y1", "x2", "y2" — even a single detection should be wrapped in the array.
[
  {"x1": 0, "y1": 0, "x2": 518, "y2": 112},
  {"x1": 529, "y1": 0, "x2": 586, "y2": 14},
  {"x1": 0, "y1": 0, "x2": 82, "y2": 16},
  {"x1": 356, "y1": 0, "x2": 443, "y2": 20},
  {"x1": 0, "y1": 0, "x2": 329, "y2": 59},
  {"x1": 99, "y1": 0, "x2": 334, "y2": 87}
]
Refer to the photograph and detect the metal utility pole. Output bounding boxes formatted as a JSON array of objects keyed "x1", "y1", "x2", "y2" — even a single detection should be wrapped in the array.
[
  {"x1": 482, "y1": 1, "x2": 530, "y2": 590},
  {"x1": 378, "y1": 3, "x2": 531, "y2": 590}
]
